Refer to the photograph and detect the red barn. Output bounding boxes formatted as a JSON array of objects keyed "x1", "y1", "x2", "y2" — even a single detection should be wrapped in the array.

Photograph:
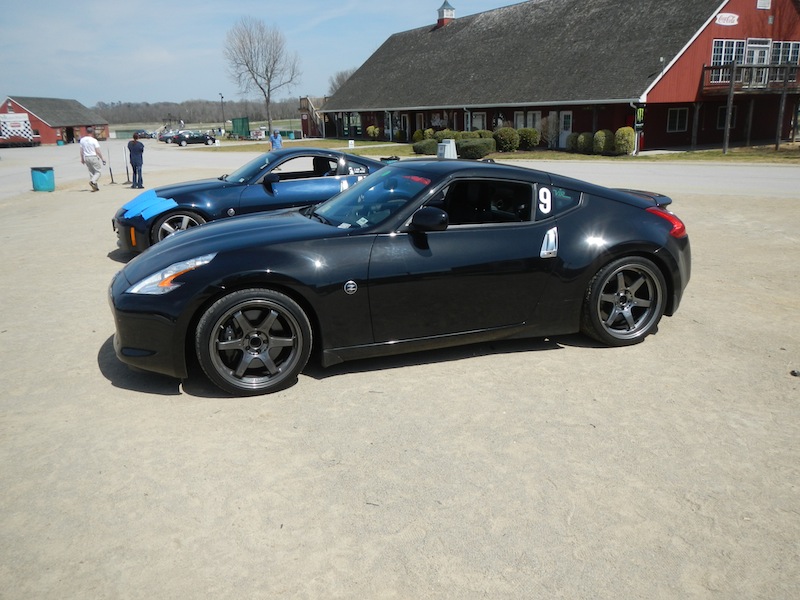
[
  {"x1": 312, "y1": 0, "x2": 800, "y2": 151},
  {"x1": 1, "y1": 96, "x2": 109, "y2": 146}
]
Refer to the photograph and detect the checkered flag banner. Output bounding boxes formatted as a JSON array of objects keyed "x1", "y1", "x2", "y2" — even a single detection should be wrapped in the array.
[{"x1": 0, "y1": 113, "x2": 34, "y2": 139}]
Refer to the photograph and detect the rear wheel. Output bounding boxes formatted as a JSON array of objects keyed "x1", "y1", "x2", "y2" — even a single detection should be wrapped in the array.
[
  {"x1": 195, "y1": 289, "x2": 312, "y2": 395},
  {"x1": 179, "y1": 139, "x2": 187, "y2": 147},
  {"x1": 581, "y1": 256, "x2": 666, "y2": 346},
  {"x1": 151, "y1": 210, "x2": 206, "y2": 244}
]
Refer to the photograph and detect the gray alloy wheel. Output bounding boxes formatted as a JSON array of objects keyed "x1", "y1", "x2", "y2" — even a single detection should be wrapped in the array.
[
  {"x1": 179, "y1": 139, "x2": 187, "y2": 146},
  {"x1": 206, "y1": 138, "x2": 214, "y2": 145},
  {"x1": 195, "y1": 289, "x2": 312, "y2": 395},
  {"x1": 151, "y1": 210, "x2": 207, "y2": 244},
  {"x1": 581, "y1": 256, "x2": 667, "y2": 346}
]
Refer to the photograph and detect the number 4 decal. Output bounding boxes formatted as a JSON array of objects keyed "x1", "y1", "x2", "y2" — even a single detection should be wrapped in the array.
[{"x1": 538, "y1": 186, "x2": 552, "y2": 215}]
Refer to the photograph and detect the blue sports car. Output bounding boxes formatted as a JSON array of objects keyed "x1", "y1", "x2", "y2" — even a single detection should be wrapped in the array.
[{"x1": 112, "y1": 148, "x2": 388, "y2": 253}]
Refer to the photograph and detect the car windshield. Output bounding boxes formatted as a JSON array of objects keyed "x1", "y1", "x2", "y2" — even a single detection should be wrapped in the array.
[
  {"x1": 313, "y1": 165, "x2": 434, "y2": 229},
  {"x1": 224, "y1": 152, "x2": 276, "y2": 183}
]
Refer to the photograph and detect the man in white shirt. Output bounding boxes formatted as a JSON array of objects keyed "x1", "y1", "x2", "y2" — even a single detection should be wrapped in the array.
[{"x1": 79, "y1": 127, "x2": 106, "y2": 191}]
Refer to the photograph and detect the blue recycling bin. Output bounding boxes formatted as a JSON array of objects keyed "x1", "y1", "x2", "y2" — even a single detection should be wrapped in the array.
[{"x1": 31, "y1": 167, "x2": 55, "y2": 192}]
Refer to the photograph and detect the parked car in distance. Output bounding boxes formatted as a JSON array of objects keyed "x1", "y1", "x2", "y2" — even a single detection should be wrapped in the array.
[
  {"x1": 109, "y1": 158, "x2": 691, "y2": 396},
  {"x1": 133, "y1": 129, "x2": 154, "y2": 139},
  {"x1": 173, "y1": 131, "x2": 216, "y2": 146},
  {"x1": 158, "y1": 130, "x2": 186, "y2": 143},
  {"x1": 112, "y1": 148, "x2": 389, "y2": 253}
]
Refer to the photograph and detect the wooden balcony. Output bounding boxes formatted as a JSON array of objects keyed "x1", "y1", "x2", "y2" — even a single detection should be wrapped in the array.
[{"x1": 702, "y1": 64, "x2": 799, "y2": 95}]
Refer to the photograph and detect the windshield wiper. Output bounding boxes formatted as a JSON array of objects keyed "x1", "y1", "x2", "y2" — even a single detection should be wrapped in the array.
[
  {"x1": 310, "y1": 210, "x2": 332, "y2": 225},
  {"x1": 218, "y1": 174, "x2": 228, "y2": 181}
]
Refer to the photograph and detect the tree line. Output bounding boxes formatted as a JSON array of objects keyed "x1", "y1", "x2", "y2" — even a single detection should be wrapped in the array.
[{"x1": 93, "y1": 98, "x2": 301, "y2": 126}]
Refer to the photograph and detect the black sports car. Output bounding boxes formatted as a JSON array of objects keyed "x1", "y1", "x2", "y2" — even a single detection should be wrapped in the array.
[
  {"x1": 112, "y1": 148, "x2": 388, "y2": 253},
  {"x1": 172, "y1": 131, "x2": 216, "y2": 146},
  {"x1": 109, "y1": 159, "x2": 690, "y2": 396}
]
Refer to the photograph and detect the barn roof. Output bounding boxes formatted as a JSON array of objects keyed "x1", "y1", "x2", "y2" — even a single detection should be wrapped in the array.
[
  {"x1": 7, "y1": 96, "x2": 109, "y2": 127},
  {"x1": 322, "y1": 0, "x2": 725, "y2": 112}
]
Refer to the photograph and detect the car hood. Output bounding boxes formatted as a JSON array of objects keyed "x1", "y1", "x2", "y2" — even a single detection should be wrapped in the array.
[
  {"x1": 117, "y1": 178, "x2": 239, "y2": 220},
  {"x1": 121, "y1": 209, "x2": 345, "y2": 283}
]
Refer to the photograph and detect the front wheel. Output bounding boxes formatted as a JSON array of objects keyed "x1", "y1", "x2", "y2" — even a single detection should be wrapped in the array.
[
  {"x1": 195, "y1": 289, "x2": 312, "y2": 395},
  {"x1": 151, "y1": 210, "x2": 206, "y2": 244},
  {"x1": 179, "y1": 140, "x2": 187, "y2": 147},
  {"x1": 581, "y1": 256, "x2": 666, "y2": 346}
]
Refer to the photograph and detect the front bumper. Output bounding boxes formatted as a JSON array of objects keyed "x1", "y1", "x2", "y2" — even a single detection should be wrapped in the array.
[
  {"x1": 113, "y1": 216, "x2": 150, "y2": 253},
  {"x1": 109, "y1": 271, "x2": 188, "y2": 379}
]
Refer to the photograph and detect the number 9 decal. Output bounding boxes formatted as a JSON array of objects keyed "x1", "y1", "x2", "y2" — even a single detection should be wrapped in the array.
[{"x1": 538, "y1": 187, "x2": 552, "y2": 215}]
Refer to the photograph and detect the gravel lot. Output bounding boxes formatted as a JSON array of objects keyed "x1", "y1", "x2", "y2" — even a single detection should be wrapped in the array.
[{"x1": 1, "y1": 139, "x2": 798, "y2": 599}]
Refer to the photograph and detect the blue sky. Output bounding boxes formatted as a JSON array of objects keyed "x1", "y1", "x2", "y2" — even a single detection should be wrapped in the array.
[{"x1": 1, "y1": 0, "x2": 517, "y2": 108}]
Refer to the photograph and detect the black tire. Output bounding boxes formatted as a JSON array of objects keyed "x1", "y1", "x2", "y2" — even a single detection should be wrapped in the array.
[
  {"x1": 581, "y1": 256, "x2": 666, "y2": 346},
  {"x1": 179, "y1": 139, "x2": 187, "y2": 147},
  {"x1": 151, "y1": 210, "x2": 206, "y2": 244},
  {"x1": 206, "y1": 138, "x2": 214, "y2": 145},
  {"x1": 195, "y1": 289, "x2": 312, "y2": 395}
]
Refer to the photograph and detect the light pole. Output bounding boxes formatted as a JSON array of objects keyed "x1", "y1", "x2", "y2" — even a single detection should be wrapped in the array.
[{"x1": 219, "y1": 93, "x2": 225, "y2": 134}]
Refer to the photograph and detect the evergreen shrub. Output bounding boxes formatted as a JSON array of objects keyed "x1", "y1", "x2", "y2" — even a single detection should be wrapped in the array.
[
  {"x1": 576, "y1": 131, "x2": 594, "y2": 154},
  {"x1": 456, "y1": 138, "x2": 496, "y2": 159},
  {"x1": 493, "y1": 127, "x2": 520, "y2": 152},
  {"x1": 412, "y1": 139, "x2": 438, "y2": 155},
  {"x1": 614, "y1": 126, "x2": 636, "y2": 155},
  {"x1": 593, "y1": 129, "x2": 615, "y2": 154},
  {"x1": 518, "y1": 128, "x2": 541, "y2": 150}
]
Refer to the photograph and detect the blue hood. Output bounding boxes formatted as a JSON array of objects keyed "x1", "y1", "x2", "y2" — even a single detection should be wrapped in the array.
[{"x1": 119, "y1": 178, "x2": 235, "y2": 220}]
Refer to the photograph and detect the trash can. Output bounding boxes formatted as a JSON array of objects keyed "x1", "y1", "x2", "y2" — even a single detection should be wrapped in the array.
[{"x1": 31, "y1": 167, "x2": 55, "y2": 192}]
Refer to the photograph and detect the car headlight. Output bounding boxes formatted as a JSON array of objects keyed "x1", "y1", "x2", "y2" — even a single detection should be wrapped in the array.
[{"x1": 126, "y1": 253, "x2": 217, "y2": 295}]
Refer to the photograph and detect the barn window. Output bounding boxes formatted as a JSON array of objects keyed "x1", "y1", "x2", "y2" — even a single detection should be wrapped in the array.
[{"x1": 667, "y1": 108, "x2": 688, "y2": 133}]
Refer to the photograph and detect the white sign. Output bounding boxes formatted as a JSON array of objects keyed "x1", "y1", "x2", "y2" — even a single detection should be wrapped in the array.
[
  {"x1": 757, "y1": 0, "x2": 771, "y2": 9},
  {"x1": 716, "y1": 13, "x2": 739, "y2": 26}
]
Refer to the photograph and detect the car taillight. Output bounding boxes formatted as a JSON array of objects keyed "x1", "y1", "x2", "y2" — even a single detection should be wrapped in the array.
[{"x1": 647, "y1": 206, "x2": 687, "y2": 238}]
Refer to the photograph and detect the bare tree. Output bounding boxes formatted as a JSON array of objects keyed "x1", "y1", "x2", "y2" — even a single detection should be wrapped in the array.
[
  {"x1": 224, "y1": 18, "x2": 300, "y2": 134},
  {"x1": 328, "y1": 68, "x2": 357, "y2": 96}
]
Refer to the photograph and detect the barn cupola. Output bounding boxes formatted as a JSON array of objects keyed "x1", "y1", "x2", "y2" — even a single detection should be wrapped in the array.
[{"x1": 436, "y1": 1, "x2": 456, "y2": 28}]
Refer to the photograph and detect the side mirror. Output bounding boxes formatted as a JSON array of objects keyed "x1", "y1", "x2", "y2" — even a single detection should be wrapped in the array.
[
  {"x1": 410, "y1": 206, "x2": 448, "y2": 232},
  {"x1": 263, "y1": 172, "x2": 280, "y2": 193}
]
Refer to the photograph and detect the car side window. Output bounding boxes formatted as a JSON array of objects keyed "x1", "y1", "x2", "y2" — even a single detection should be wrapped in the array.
[
  {"x1": 442, "y1": 179, "x2": 532, "y2": 225},
  {"x1": 269, "y1": 155, "x2": 336, "y2": 180},
  {"x1": 534, "y1": 185, "x2": 582, "y2": 221}
]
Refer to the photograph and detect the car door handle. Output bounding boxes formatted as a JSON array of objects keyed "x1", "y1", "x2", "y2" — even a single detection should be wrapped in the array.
[{"x1": 540, "y1": 226, "x2": 558, "y2": 258}]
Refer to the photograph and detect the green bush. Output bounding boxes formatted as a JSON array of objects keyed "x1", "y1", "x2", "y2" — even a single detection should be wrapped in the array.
[
  {"x1": 424, "y1": 128, "x2": 435, "y2": 140},
  {"x1": 412, "y1": 139, "x2": 438, "y2": 155},
  {"x1": 395, "y1": 129, "x2": 407, "y2": 143},
  {"x1": 615, "y1": 126, "x2": 636, "y2": 155},
  {"x1": 576, "y1": 131, "x2": 594, "y2": 154},
  {"x1": 493, "y1": 127, "x2": 520, "y2": 152},
  {"x1": 518, "y1": 128, "x2": 541, "y2": 150},
  {"x1": 565, "y1": 132, "x2": 580, "y2": 153},
  {"x1": 366, "y1": 125, "x2": 382, "y2": 140},
  {"x1": 475, "y1": 129, "x2": 494, "y2": 139},
  {"x1": 411, "y1": 129, "x2": 425, "y2": 143},
  {"x1": 460, "y1": 131, "x2": 480, "y2": 140},
  {"x1": 456, "y1": 138, "x2": 496, "y2": 159},
  {"x1": 434, "y1": 129, "x2": 462, "y2": 143},
  {"x1": 593, "y1": 129, "x2": 615, "y2": 155}
]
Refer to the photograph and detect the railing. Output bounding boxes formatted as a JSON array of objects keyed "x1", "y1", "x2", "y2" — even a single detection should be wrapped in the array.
[{"x1": 702, "y1": 63, "x2": 799, "y2": 94}]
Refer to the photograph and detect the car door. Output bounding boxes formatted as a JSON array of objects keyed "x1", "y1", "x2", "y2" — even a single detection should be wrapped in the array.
[
  {"x1": 367, "y1": 177, "x2": 557, "y2": 343},
  {"x1": 236, "y1": 154, "x2": 346, "y2": 215}
]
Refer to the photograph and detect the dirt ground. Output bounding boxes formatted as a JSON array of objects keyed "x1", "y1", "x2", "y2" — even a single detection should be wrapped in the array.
[{"x1": 0, "y1": 140, "x2": 798, "y2": 599}]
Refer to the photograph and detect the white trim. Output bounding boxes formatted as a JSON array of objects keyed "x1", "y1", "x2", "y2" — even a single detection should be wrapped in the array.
[
  {"x1": 640, "y1": 0, "x2": 730, "y2": 103},
  {"x1": 320, "y1": 98, "x2": 641, "y2": 114}
]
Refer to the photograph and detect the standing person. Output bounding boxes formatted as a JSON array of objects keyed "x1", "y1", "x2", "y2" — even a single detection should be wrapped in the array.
[
  {"x1": 269, "y1": 128, "x2": 283, "y2": 150},
  {"x1": 127, "y1": 133, "x2": 145, "y2": 189},
  {"x1": 79, "y1": 126, "x2": 105, "y2": 192}
]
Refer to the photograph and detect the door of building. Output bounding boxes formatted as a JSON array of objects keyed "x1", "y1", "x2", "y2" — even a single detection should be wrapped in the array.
[{"x1": 559, "y1": 111, "x2": 573, "y2": 148}]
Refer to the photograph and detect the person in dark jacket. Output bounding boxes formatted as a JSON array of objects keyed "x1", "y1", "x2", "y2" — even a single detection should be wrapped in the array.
[{"x1": 127, "y1": 133, "x2": 145, "y2": 189}]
